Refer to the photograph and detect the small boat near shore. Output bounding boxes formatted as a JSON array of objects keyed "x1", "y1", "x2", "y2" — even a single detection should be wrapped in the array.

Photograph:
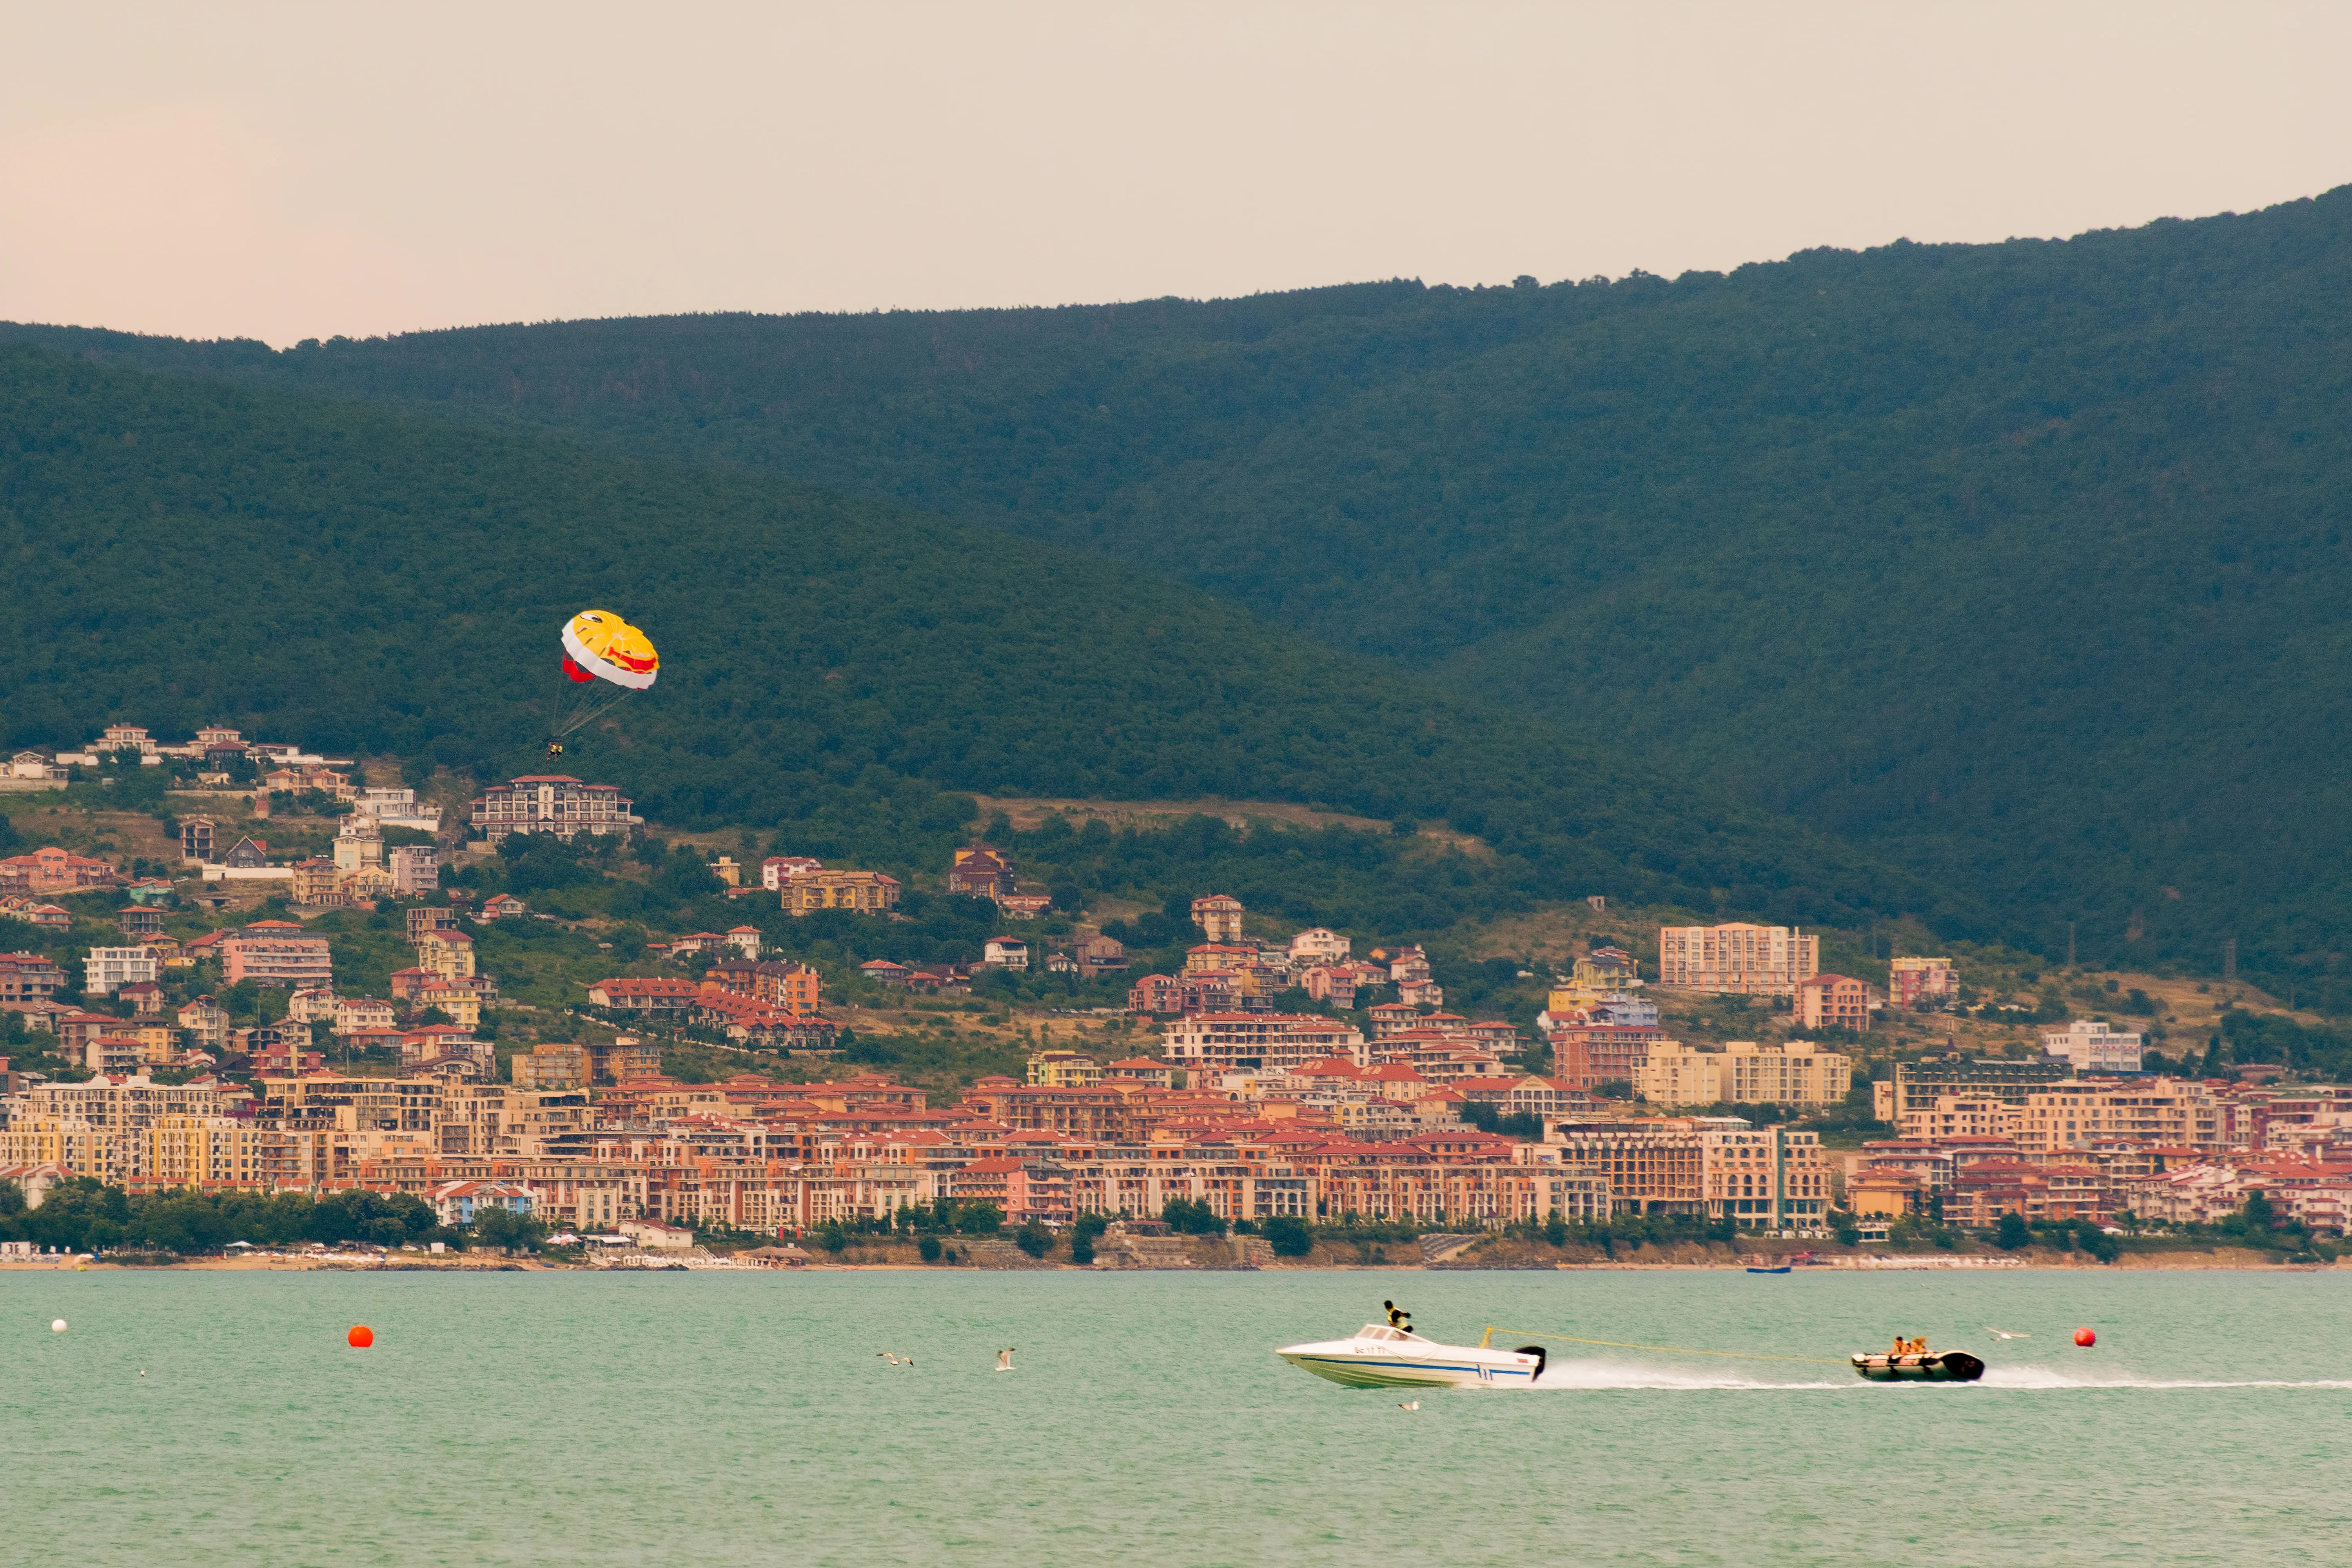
[
  {"x1": 1850, "y1": 1349, "x2": 1985, "y2": 1382},
  {"x1": 1746, "y1": 1264, "x2": 1792, "y2": 1274},
  {"x1": 1277, "y1": 1323, "x2": 1547, "y2": 1389}
]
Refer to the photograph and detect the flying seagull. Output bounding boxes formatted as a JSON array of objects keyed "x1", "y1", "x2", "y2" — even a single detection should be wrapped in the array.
[
  {"x1": 996, "y1": 1347, "x2": 1016, "y2": 1372},
  {"x1": 1985, "y1": 1327, "x2": 2031, "y2": 1341}
]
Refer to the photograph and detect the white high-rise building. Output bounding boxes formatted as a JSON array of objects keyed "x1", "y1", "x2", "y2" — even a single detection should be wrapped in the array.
[{"x1": 2040, "y1": 1020, "x2": 2145, "y2": 1074}]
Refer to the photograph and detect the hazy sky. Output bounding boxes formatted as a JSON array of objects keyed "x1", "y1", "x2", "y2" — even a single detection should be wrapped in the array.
[{"x1": 4, "y1": 1, "x2": 2348, "y2": 346}]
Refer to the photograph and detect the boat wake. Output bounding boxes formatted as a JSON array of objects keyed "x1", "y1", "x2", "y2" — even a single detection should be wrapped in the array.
[
  {"x1": 1979, "y1": 1365, "x2": 2352, "y2": 1391},
  {"x1": 1510, "y1": 1359, "x2": 1848, "y2": 1391},
  {"x1": 1486, "y1": 1361, "x2": 2352, "y2": 1393}
]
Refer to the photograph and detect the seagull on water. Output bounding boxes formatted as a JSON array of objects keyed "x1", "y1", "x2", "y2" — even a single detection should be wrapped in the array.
[
  {"x1": 1397, "y1": 1401, "x2": 1420, "y2": 1411},
  {"x1": 1985, "y1": 1327, "x2": 2031, "y2": 1340}
]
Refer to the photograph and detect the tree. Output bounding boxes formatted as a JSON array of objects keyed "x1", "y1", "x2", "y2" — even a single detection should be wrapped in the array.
[
  {"x1": 1163, "y1": 1197, "x2": 1226, "y2": 1236},
  {"x1": 1069, "y1": 1212, "x2": 1107, "y2": 1265},
  {"x1": 916, "y1": 1234, "x2": 943, "y2": 1263},
  {"x1": 1995, "y1": 1211, "x2": 2031, "y2": 1250},
  {"x1": 469, "y1": 1204, "x2": 546, "y2": 1253},
  {"x1": 1263, "y1": 1215, "x2": 1313, "y2": 1257},
  {"x1": 1013, "y1": 1220, "x2": 1051, "y2": 1259}
]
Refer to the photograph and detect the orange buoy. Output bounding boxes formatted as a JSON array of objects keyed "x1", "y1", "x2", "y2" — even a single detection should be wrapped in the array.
[
  {"x1": 348, "y1": 1325, "x2": 374, "y2": 1349},
  {"x1": 2073, "y1": 1327, "x2": 2096, "y2": 1348}
]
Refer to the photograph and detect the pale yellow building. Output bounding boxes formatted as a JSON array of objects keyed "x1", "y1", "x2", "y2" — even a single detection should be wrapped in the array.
[
  {"x1": 1026, "y1": 1050, "x2": 1103, "y2": 1088},
  {"x1": 780, "y1": 868, "x2": 902, "y2": 916},
  {"x1": 1191, "y1": 895, "x2": 1245, "y2": 944},
  {"x1": 432, "y1": 1084, "x2": 592, "y2": 1157},
  {"x1": 1656, "y1": 923, "x2": 1818, "y2": 996},
  {"x1": 416, "y1": 929, "x2": 477, "y2": 981},
  {"x1": 334, "y1": 819, "x2": 385, "y2": 872},
  {"x1": 1635, "y1": 1040, "x2": 1851, "y2": 1107},
  {"x1": 0, "y1": 1114, "x2": 110, "y2": 1181},
  {"x1": 7, "y1": 1076, "x2": 228, "y2": 1183},
  {"x1": 1898, "y1": 1094, "x2": 2018, "y2": 1142},
  {"x1": 1700, "y1": 1125, "x2": 1830, "y2": 1229},
  {"x1": 145, "y1": 1115, "x2": 275, "y2": 1189},
  {"x1": 416, "y1": 987, "x2": 483, "y2": 1029},
  {"x1": 513, "y1": 1043, "x2": 590, "y2": 1091},
  {"x1": 2014, "y1": 1079, "x2": 2224, "y2": 1155}
]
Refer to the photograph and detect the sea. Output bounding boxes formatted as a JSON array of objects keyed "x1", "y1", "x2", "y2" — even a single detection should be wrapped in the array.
[{"x1": 6, "y1": 1266, "x2": 2348, "y2": 1565}]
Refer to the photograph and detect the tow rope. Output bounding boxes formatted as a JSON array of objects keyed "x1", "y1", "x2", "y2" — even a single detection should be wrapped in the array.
[{"x1": 1480, "y1": 1326, "x2": 1847, "y2": 1367}]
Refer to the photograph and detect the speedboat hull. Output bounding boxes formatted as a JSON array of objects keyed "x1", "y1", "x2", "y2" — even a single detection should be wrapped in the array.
[
  {"x1": 1850, "y1": 1351, "x2": 1985, "y2": 1383},
  {"x1": 1278, "y1": 1325, "x2": 1545, "y2": 1389}
]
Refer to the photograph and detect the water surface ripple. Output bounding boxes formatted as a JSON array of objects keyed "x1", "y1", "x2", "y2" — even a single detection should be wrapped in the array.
[{"x1": 7, "y1": 1267, "x2": 2346, "y2": 1565}]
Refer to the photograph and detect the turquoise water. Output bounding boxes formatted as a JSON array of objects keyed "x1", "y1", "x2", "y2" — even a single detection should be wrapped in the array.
[{"x1": 6, "y1": 1267, "x2": 2349, "y2": 1565}]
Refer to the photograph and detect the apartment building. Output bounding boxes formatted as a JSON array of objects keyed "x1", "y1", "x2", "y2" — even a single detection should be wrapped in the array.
[
  {"x1": 1655, "y1": 923, "x2": 1818, "y2": 996},
  {"x1": 1027, "y1": 1051, "x2": 1104, "y2": 1088},
  {"x1": 1159, "y1": 1013, "x2": 1370, "y2": 1074},
  {"x1": 1635, "y1": 1039, "x2": 1853, "y2": 1108},
  {"x1": 780, "y1": 868, "x2": 902, "y2": 916},
  {"x1": 1793, "y1": 973, "x2": 1871, "y2": 1032},
  {"x1": 389, "y1": 845, "x2": 439, "y2": 895},
  {"x1": 144, "y1": 1115, "x2": 275, "y2": 1189},
  {"x1": 220, "y1": 922, "x2": 333, "y2": 988},
  {"x1": 1551, "y1": 1120, "x2": 1714, "y2": 1216},
  {"x1": 1546, "y1": 1024, "x2": 1670, "y2": 1090},
  {"x1": 2014, "y1": 1079, "x2": 2224, "y2": 1155},
  {"x1": 1289, "y1": 927, "x2": 1350, "y2": 964},
  {"x1": 1900, "y1": 1094, "x2": 2021, "y2": 1142},
  {"x1": 1191, "y1": 895, "x2": 1245, "y2": 944},
  {"x1": 1874, "y1": 1054, "x2": 2072, "y2": 1126},
  {"x1": 703, "y1": 960, "x2": 822, "y2": 1012},
  {"x1": 0, "y1": 951, "x2": 66, "y2": 1005},
  {"x1": 83, "y1": 946, "x2": 159, "y2": 996},
  {"x1": 1888, "y1": 956, "x2": 1957, "y2": 1010},
  {"x1": 3, "y1": 1075, "x2": 229, "y2": 1183},
  {"x1": 1311, "y1": 1163, "x2": 1602, "y2": 1229},
  {"x1": 470, "y1": 775, "x2": 641, "y2": 843},
  {"x1": 416, "y1": 928, "x2": 477, "y2": 982},
  {"x1": 2041, "y1": 1020, "x2": 2146, "y2": 1074},
  {"x1": 587, "y1": 978, "x2": 704, "y2": 1014},
  {"x1": 1701, "y1": 1124, "x2": 1830, "y2": 1229}
]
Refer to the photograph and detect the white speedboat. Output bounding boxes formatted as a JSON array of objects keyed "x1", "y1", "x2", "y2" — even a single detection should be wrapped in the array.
[{"x1": 1276, "y1": 1323, "x2": 1546, "y2": 1389}]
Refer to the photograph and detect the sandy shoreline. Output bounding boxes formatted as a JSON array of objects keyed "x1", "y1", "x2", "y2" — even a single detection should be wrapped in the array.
[{"x1": 5, "y1": 1249, "x2": 2339, "y2": 1273}]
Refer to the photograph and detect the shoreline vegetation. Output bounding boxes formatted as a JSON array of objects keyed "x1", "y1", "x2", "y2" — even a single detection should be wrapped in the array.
[{"x1": 6, "y1": 1253, "x2": 2328, "y2": 1273}]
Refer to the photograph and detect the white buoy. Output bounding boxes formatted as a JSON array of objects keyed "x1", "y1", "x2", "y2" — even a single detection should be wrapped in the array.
[{"x1": 51, "y1": 1319, "x2": 67, "y2": 1333}]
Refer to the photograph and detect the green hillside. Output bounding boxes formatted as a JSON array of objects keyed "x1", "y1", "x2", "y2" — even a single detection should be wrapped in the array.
[
  {"x1": 18, "y1": 185, "x2": 2349, "y2": 995},
  {"x1": 0, "y1": 341, "x2": 1940, "y2": 937}
]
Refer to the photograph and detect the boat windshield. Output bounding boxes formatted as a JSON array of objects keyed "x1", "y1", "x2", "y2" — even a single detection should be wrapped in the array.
[{"x1": 1357, "y1": 1324, "x2": 1421, "y2": 1342}]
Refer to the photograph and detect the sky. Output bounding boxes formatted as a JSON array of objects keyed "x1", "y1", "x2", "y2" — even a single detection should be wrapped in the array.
[{"x1": 3, "y1": 1, "x2": 2348, "y2": 347}]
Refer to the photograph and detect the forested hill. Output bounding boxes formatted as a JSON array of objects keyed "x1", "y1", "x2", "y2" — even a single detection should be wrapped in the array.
[
  {"x1": 0, "y1": 341, "x2": 1945, "y2": 936},
  {"x1": 15, "y1": 184, "x2": 2352, "y2": 992}
]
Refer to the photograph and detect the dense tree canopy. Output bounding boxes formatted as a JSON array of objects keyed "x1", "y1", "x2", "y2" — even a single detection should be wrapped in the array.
[
  {"x1": 21, "y1": 187, "x2": 2352, "y2": 991},
  {"x1": 0, "y1": 344, "x2": 1936, "y2": 936}
]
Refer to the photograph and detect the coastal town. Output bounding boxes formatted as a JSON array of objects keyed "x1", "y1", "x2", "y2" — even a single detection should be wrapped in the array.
[{"x1": 2, "y1": 724, "x2": 2342, "y2": 1263}]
